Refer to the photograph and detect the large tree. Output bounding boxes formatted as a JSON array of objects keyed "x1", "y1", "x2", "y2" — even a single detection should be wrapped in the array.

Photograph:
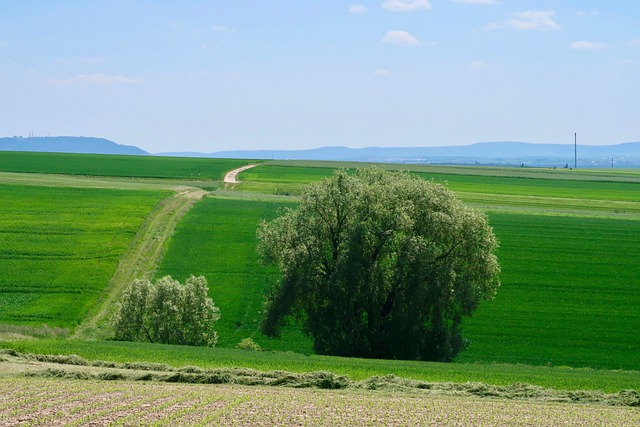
[{"x1": 257, "y1": 168, "x2": 500, "y2": 361}]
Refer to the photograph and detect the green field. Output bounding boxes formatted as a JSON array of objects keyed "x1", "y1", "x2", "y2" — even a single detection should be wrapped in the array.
[
  {"x1": 148, "y1": 196, "x2": 640, "y2": 370},
  {"x1": 0, "y1": 151, "x2": 639, "y2": 398},
  {"x1": 0, "y1": 151, "x2": 255, "y2": 181},
  {"x1": 0, "y1": 184, "x2": 168, "y2": 328},
  {"x1": 460, "y1": 213, "x2": 640, "y2": 370}
]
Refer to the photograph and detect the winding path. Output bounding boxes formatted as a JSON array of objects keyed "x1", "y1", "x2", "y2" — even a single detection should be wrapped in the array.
[{"x1": 224, "y1": 164, "x2": 258, "y2": 184}]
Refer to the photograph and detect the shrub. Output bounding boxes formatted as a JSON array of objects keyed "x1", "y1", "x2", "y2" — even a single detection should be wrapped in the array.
[
  {"x1": 237, "y1": 338, "x2": 262, "y2": 351},
  {"x1": 113, "y1": 275, "x2": 220, "y2": 347}
]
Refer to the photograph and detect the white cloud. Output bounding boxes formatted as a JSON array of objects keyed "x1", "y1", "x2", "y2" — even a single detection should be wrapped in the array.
[
  {"x1": 452, "y1": 0, "x2": 497, "y2": 4},
  {"x1": 469, "y1": 60, "x2": 490, "y2": 70},
  {"x1": 382, "y1": 0, "x2": 431, "y2": 12},
  {"x1": 50, "y1": 73, "x2": 140, "y2": 86},
  {"x1": 349, "y1": 4, "x2": 368, "y2": 14},
  {"x1": 570, "y1": 41, "x2": 607, "y2": 50},
  {"x1": 382, "y1": 30, "x2": 422, "y2": 46},
  {"x1": 576, "y1": 10, "x2": 599, "y2": 17},
  {"x1": 374, "y1": 68, "x2": 392, "y2": 77},
  {"x1": 212, "y1": 24, "x2": 236, "y2": 33},
  {"x1": 487, "y1": 10, "x2": 560, "y2": 31},
  {"x1": 0, "y1": 41, "x2": 8, "y2": 48},
  {"x1": 629, "y1": 39, "x2": 640, "y2": 47}
]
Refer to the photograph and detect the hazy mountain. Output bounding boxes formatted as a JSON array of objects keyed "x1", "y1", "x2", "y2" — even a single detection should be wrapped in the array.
[
  {"x1": 162, "y1": 141, "x2": 640, "y2": 167},
  {"x1": 0, "y1": 136, "x2": 148, "y2": 155}
]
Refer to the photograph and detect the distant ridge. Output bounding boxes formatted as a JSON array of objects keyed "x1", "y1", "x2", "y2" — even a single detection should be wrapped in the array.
[
  {"x1": 160, "y1": 141, "x2": 640, "y2": 167},
  {"x1": 0, "y1": 136, "x2": 148, "y2": 155}
]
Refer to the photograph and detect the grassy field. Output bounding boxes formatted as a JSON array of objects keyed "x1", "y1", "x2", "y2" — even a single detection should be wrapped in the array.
[
  {"x1": 0, "y1": 183, "x2": 168, "y2": 329},
  {"x1": 0, "y1": 151, "x2": 255, "y2": 181},
  {"x1": 460, "y1": 213, "x2": 640, "y2": 370}
]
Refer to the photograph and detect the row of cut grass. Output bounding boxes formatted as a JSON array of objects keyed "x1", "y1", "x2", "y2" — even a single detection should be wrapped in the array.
[
  {"x1": 0, "y1": 184, "x2": 168, "y2": 329},
  {"x1": 0, "y1": 151, "x2": 255, "y2": 180},
  {"x1": 1, "y1": 339, "x2": 638, "y2": 393}
]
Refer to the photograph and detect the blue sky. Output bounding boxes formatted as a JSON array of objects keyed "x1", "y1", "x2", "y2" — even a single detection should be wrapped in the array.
[{"x1": 1, "y1": 1, "x2": 639, "y2": 153}]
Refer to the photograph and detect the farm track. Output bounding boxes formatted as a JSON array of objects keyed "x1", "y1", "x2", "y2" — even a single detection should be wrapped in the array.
[
  {"x1": 72, "y1": 186, "x2": 207, "y2": 340},
  {"x1": 223, "y1": 164, "x2": 257, "y2": 184}
]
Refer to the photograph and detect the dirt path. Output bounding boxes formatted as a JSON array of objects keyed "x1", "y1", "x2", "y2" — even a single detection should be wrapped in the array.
[
  {"x1": 72, "y1": 187, "x2": 207, "y2": 340},
  {"x1": 223, "y1": 164, "x2": 257, "y2": 184},
  {"x1": 72, "y1": 164, "x2": 255, "y2": 340}
]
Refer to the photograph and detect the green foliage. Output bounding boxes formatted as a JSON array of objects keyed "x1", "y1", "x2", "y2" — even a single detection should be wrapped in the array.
[
  {"x1": 113, "y1": 276, "x2": 220, "y2": 347},
  {"x1": 258, "y1": 168, "x2": 500, "y2": 361},
  {"x1": 0, "y1": 184, "x2": 167, "y2": 328},
  {"x1": 0, "y1": 151, "x2": 255, "y2": 180}
]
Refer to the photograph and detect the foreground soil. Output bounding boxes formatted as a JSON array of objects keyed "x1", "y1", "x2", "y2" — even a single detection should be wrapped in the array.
[
  {"x1": 0, "y1": 350, "x2": 638, "y2": 426},
  {"x1": 1, "y1": 377, "x2": 638, "y2": 426}
]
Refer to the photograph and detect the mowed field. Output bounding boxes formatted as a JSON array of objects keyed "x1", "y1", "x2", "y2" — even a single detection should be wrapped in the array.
[{"x1": 0, "y1": 183, "x2": 168, "y2": 329}]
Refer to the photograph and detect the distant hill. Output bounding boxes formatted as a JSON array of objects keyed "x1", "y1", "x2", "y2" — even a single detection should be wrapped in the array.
[
  {"x1": 0, "y1": 136, "x2": 148, "y2": 155},
  {"x1": 161, "y1": 141, "x2": 640, "y2": 167}
]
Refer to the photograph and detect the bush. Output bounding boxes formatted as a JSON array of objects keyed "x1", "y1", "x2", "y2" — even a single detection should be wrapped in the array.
[
  {"x1": 113, "y1": 275, "x2": 220, "y2": 347},
  {"x1": 237, "y1": 338, "x2": 262, "y2": 351}
]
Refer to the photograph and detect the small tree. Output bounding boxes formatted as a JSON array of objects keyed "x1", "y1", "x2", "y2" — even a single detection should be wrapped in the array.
[
  {"x1": 113, "y1": 275, "x2": 220, "y2": 347},
  {"x1": 257, "y1": 168, "x2": 500, "y2": 361}
]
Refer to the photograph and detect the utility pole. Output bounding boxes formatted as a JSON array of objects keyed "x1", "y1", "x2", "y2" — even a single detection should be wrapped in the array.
[{"x1": 574, "y1": 133, "x2": 577, "y2": 169}]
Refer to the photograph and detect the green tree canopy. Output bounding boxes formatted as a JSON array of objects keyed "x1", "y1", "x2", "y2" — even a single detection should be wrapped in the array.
[
  {"x1": 113, "y1": 275, "x2": 220, "y2": 347},
  {"x1": 257, "y1": 168, "x2": 500, "y2": 361}
]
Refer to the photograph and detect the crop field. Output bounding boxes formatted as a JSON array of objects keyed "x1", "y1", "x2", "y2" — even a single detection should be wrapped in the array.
[
  {"x1": 240, "y1": 163, "x2": 640, "y2": 205},
  {"x1": 460, "y1": 213, "x2": 640, "y2": 370},
  {"x1": 0, "y1": 183, "x2": 168, "y2": 329},
  {"x1": 2, "y1": 377, "x2": 638, "y2": 427},
  {"x1": 0, "y1": 151, "x2": 254, "y2": 181}
]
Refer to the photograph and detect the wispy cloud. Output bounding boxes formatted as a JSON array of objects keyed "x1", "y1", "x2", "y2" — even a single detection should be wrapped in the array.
[
  {"x1": 374, "y1": 68, "x2": 392, "y2": 77},
  {"x1": 0, "y1": 41, "x2": 8, "y2": 48},
  {"x1": 469, "y1": 60, "x2": 490, "y2": 70},
  {"x1": 382, "y1": 0, "x2": 431, "y2": 12},
  {"x1": 212, "y1": 24, "x2": 236, "y2": 34},
  {"x1": 487, "y1": 10, "x2": 560, "y2": 31},
  {"x1": 349, "y1": 4, "x2": 368, "y2": 14},
  {"x1": 576, "y1": 10, "x2": 599, "y2": 17},
  {"x1": 382, "y1": 30, "x2": 423, "y2": 46},
  {"x1": 570, "y1": 41, "x2": 607, "y2": 50},
  {"x1": 50, "y1": 73, "x2": 140, "y2": 86},
  {"x1": 452, "y1": 0, "x2": 497, "y2": 4},
  {"x1": 629, "y1": 38, "x2": 640, "y2": 47}
]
